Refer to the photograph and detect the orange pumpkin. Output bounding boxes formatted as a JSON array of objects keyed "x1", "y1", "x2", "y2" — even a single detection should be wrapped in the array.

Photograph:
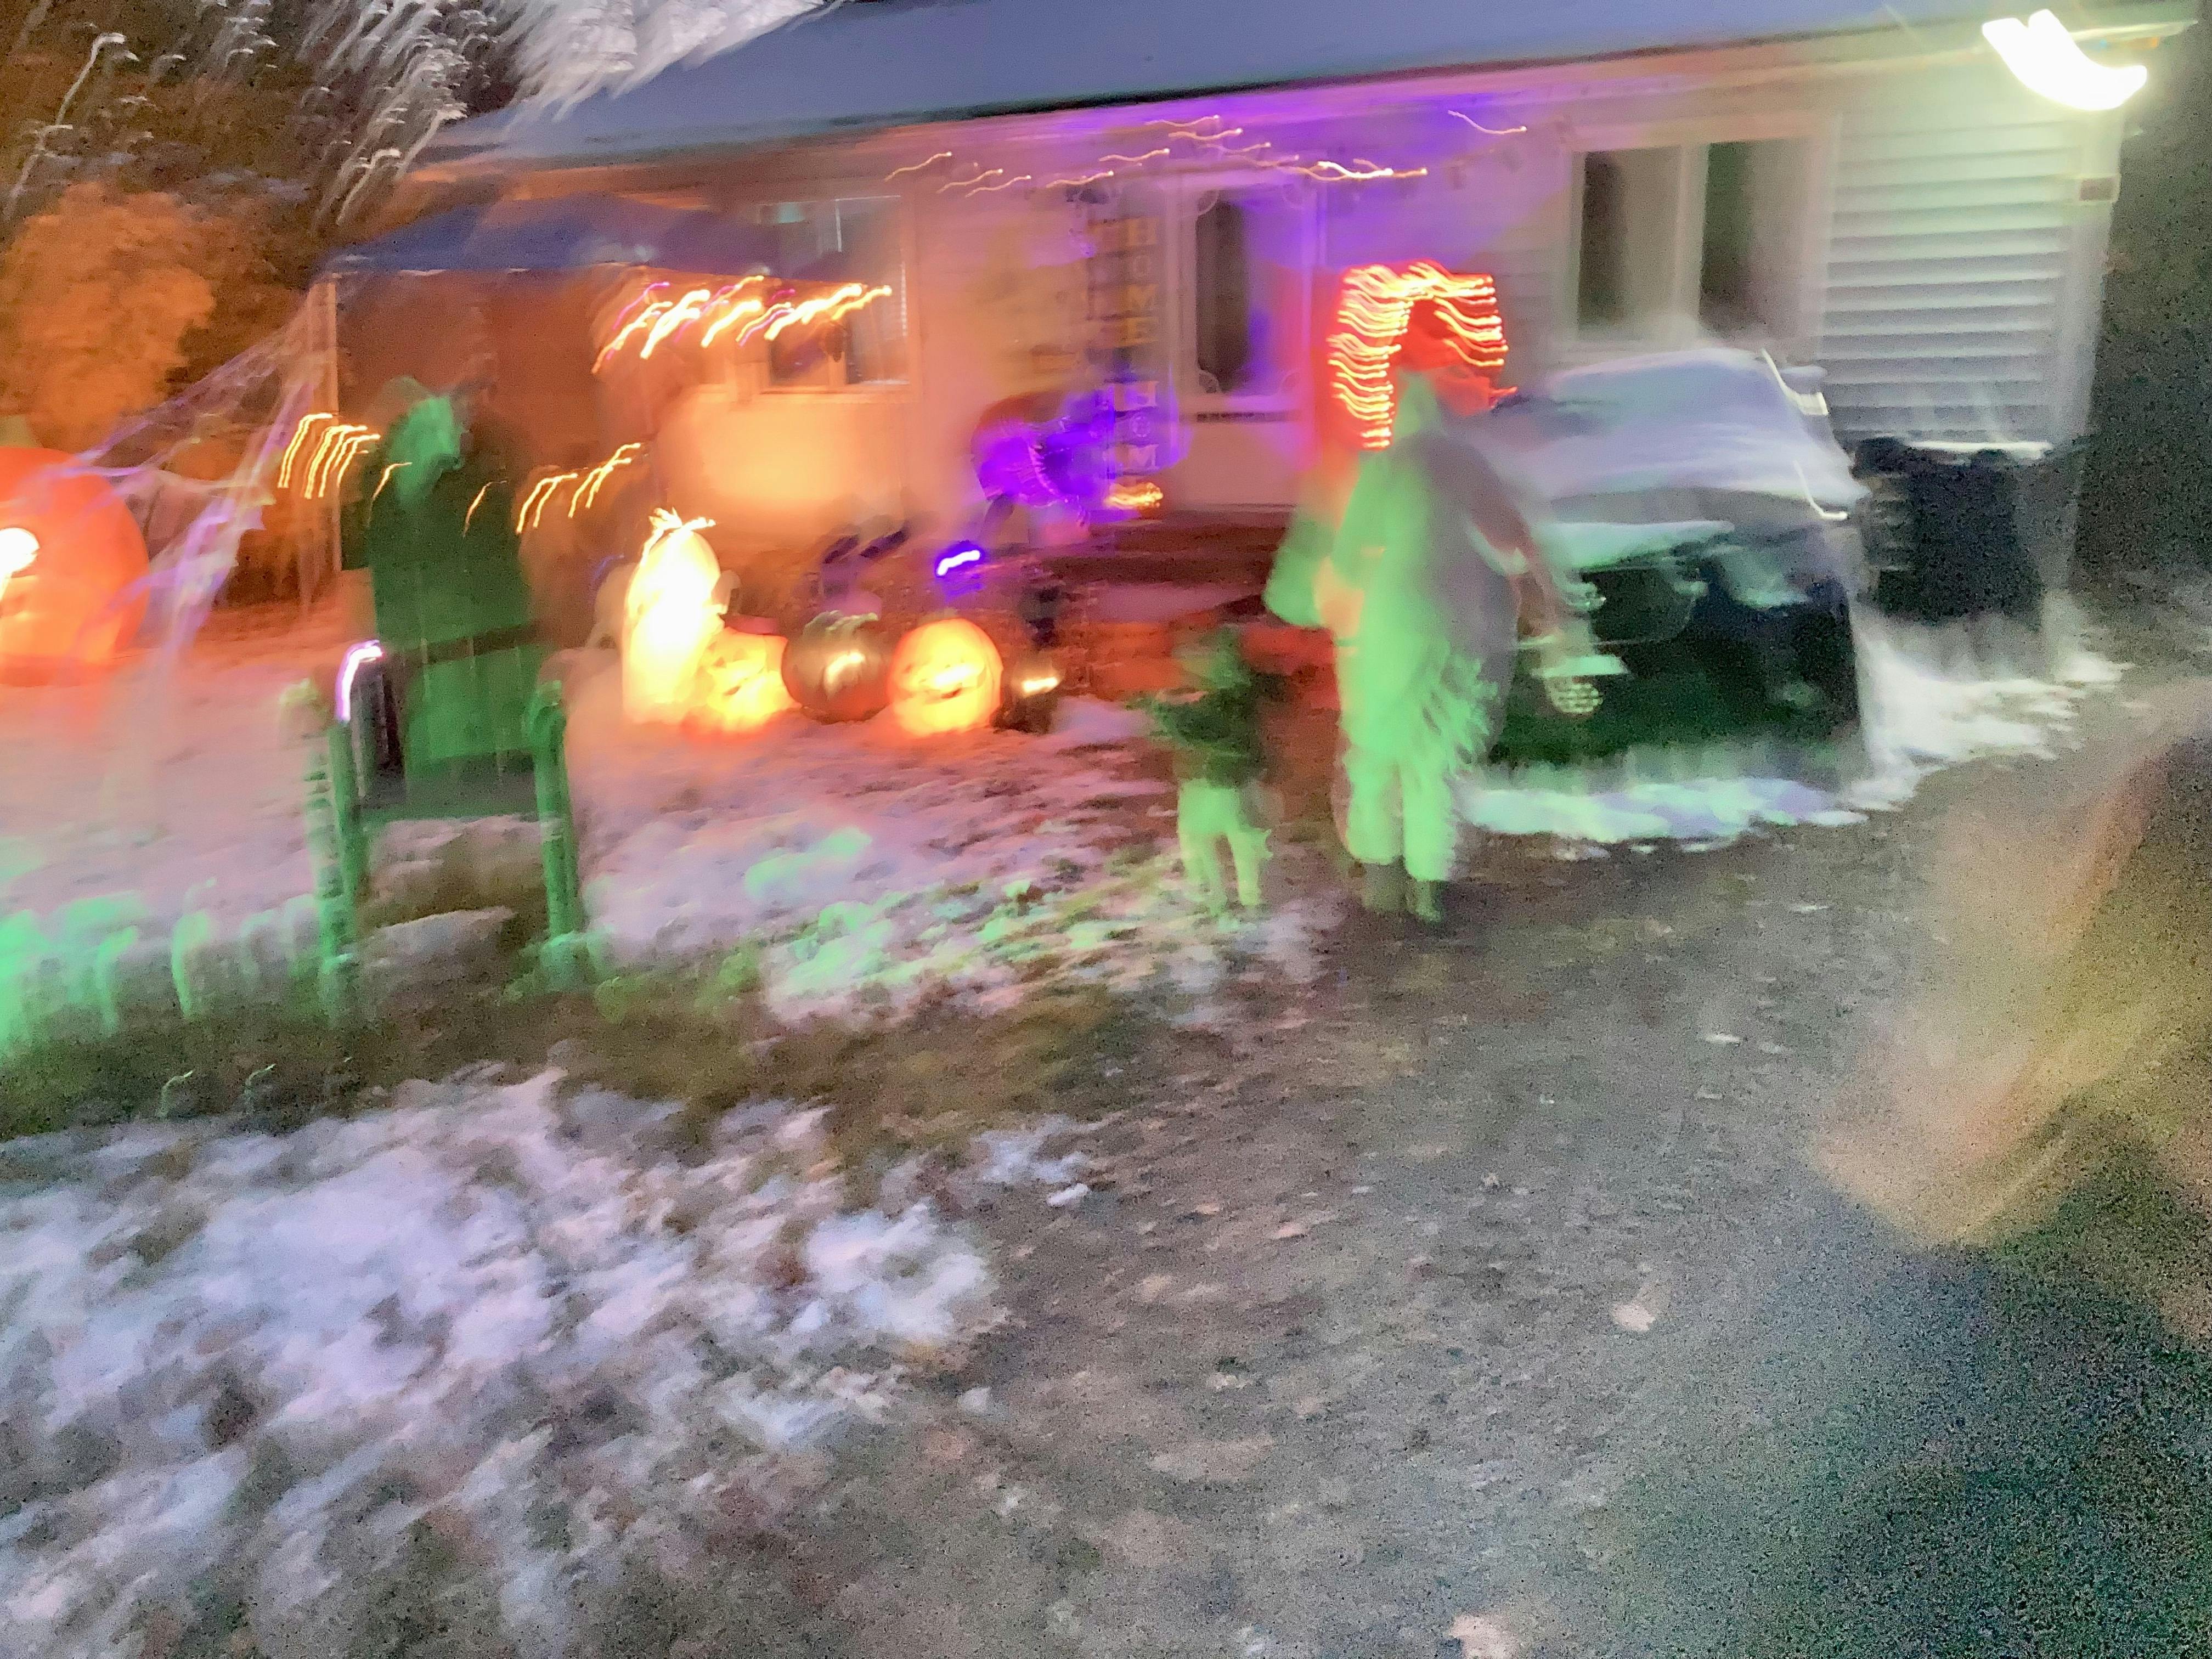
[
  {"x1": 686, "y1": 627, "x2": 794, "y2": 736},
  {"x1": 782, "y1": 613, "x2": 896, "y2": 723},
  {"x1": 0, "y1": 448, "x2": 149, "y2": 684},
  {"x1": 888, "y1": 617, "x2": 1003, "y2": 737}
]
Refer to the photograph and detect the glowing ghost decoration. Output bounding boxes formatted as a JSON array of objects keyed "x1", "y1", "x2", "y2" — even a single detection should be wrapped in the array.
[
  {"x1": 0, "y1": 448, "x2": 150, "y2": 684},
  {"x1": 687, "y1": 627, "x2": 794, "y2": 737},
  {"x1": 889, "y1": 617, "x2": 1004, "y2": 737},
  {"x1": 622, "y1": 509, "x2": 725, "y2": 723}
]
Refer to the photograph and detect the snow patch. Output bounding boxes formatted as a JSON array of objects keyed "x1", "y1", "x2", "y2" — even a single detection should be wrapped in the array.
[
  {"x1": 0, "y1": 1073, "x2": 1004, "y2": 1656},
  {"x1": 1844, "y1": 612, "x2": 2116, "y2": 810},
  {"x1": 562, "y1": 665, "x2": 1319, "y2": 1020},
  {"x1": 971, "y1": 1116, "x2": 1090, "y2": 1188},
  {"x1": 1, "y1": 628, "x2": 1312, "y2": 1026},
  {"x1": 1465, "y1": 608, "x2": 2118, "y2": 847}
]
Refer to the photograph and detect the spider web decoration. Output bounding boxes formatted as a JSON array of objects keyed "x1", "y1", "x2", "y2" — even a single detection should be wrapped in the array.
[{"x1": 71, "y1": 295, "x2": 335, "y2": 661}]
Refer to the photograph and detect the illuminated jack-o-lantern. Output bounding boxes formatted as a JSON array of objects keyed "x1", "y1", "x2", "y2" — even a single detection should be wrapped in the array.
[
  {"x1": 0, "y1": 448, "x2": 149, "y2": 684},
  {"x1": 997, "y1": 649, "x2": 1064, "y2": 733},
  {"x1": 686, "y1": 627, "x2": 794, "y2": 737},
  {"x1": 783, "y1": 613, "x2": 896, "y2": 723},
  {"x1": 889, "y1": 617, "x2": 1003, "y2": 737},
  {"x1": 623, "y1": 510, "x2": 725, "y2": 723}
]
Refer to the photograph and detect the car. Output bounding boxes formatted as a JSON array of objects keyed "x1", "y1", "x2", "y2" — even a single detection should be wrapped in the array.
[{"x1": 1472, "y1": 346, "x2": 1869, "y2": 769}]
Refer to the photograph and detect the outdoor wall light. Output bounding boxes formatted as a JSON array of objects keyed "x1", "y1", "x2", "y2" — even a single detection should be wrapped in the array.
[
  {"x1": 0, "y1": 526, "x2": 37, "y2": 597},
  {"x1": 1983, "y1": 10, "x2": 2148, "y2": 111}
]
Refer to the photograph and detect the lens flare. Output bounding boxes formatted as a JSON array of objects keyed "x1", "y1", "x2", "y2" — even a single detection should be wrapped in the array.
[{"x1": 1983, "y1": 10, "x2": 2147, "y2": 111}]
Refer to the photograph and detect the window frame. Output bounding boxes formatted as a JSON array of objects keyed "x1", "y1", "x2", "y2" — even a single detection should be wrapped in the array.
[
  {"x1": 1166, "y1": 171, "x2": 1318, "y2": 417},
  {"x1": 750, "y1": 194, "x2": 915, "y2": 397},
  {"x1": 1562, "y1": 114, "x2": 1831, "y2": 355}
]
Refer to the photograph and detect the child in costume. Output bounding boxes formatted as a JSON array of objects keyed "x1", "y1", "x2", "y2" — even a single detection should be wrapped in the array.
[{"x1": 1136, "y1": 629, "x2": 1283, "y2": 912}]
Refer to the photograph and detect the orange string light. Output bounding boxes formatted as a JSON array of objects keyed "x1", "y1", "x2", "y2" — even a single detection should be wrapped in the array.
[
  {"x1": 575, "y1": 443, "x2": 642, "y2": 512},
  {"x1": 594, "y1": 275, "x2": 888, "y2": 370},
  {"x1": 508, "y1": 442, "x2": 648, "y2": 533},
  {"x1": 640, "y1": 287, "x2": 714, "y2": 359},
  {"x1": 278, "y1": 412, "x2": 334, "y2": 489},
  {"x1": 515, "y1": 471, "x2": 579, "y2": 532},
  {"x1": 595, "y1": 299, "x2": 673, "y2": 370},
  {"x1": 302, "y1": 424, "x2": 375, "y2": 499},
  {"x1": 328, "y1": 431, "x2": 381, "y2": 499},
  {"x1": 884, "y1": 151, "x2": 953, "y2": 180},
  {"x1": 752, "y1": 283, "x2": 892, "y2": 346},
  {"x1": 698, "y1": 291, "x2": 768, "y2": 347}
]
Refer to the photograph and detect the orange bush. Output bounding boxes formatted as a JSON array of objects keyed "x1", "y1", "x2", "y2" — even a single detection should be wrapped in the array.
[{"x1": 0, "y1": 184, "x2": 292, "y2": 452}]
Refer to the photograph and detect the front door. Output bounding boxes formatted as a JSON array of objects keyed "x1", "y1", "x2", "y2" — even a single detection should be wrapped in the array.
[{"x1": 1153, "y1": 174, "x2": 1316, "y2": 512}]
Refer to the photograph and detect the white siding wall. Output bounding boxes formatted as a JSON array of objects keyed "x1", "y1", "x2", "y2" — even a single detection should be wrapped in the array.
[
  {"x1": 636, "y1": 37, "x2": 2141, "y2": 530},
  {"x1": 1818, "y1": 61, "x2": 2125, "y2": 447}
]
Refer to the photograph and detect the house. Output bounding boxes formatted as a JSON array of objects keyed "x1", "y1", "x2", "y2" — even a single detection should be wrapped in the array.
[{"x1": 364, "y1": 0, "x2": 2187, "y2": 582}]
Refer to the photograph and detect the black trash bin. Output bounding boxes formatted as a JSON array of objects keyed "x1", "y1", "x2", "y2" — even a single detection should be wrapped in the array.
[{"x1": 1855, "y1": 438, "x2": 2085, "y2": 627}]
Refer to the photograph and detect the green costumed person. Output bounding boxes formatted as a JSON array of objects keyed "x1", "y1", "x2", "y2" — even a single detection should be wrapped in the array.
[
  {"x1": 1266, "y1": 370, "x2": 1584, "y2": 923},
  {"x1": 343, "y1": 385, "x2": 543, "y2": 792},
  {"x1": 1135, "y1": 629, "x2": 1282, "y2": 912}
]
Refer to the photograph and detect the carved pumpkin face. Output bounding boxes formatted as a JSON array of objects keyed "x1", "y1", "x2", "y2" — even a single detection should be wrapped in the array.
[
  {"x1": 0, "y1": 448, "x2": 149, "y2": 684},
  {"x1": 687, "y1": 627, "x2": 794, "y2": 736},
  {"x1": 889, "y1": 617, "x2": 1003, "y2": 737},
  {"x1": 782, "y1": 613, "x2": 895, "y2": 723}
]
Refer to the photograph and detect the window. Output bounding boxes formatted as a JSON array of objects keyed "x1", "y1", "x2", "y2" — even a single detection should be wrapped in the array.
[
  {"x1": 752, "y1": 197, "x2": 907, "y2": 387},
  {"x1": 1576, "y1": 148, "x2": 1687, "y2": 331},
  {"x1": 1573, "y1": 138, "x2": 1809, "y2": 340},
  {"x1": 1188, "y1": 184, "x2": 1304, "y2": 401},
  {"x1": 1699, "y1": 141, "x2": 1760, "y2": 328},
  {"x1": 1193, "y1": 195, "x2": 1255, "y2": 392}
]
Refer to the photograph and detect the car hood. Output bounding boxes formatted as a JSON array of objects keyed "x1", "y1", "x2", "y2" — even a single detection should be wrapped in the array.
[{"x1": 1476, "y1": 347, "x2": 1869, "y2": 526}]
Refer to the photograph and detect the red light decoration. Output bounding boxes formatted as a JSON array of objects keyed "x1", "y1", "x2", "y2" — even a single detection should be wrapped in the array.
[
  {"x1": 0, "y1": 448, "x2": 149, "y2": 684},
  {"x1": 1326, "y1": 263, "x2": 1510, "y2": 449}
]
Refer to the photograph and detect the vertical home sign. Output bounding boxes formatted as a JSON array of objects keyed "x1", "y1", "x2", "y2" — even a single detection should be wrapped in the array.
[{"x1": 1085, "y1": 200, "x2": 1172, "y2": 485}]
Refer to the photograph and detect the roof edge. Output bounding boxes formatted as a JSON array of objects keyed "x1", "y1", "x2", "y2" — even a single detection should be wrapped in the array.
[{"x1": 416, "y1": 1, "x2": 2196, "y2": 184}]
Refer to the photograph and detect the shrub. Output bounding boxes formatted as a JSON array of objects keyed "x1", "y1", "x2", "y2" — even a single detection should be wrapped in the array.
[{"x1": 0, "y1": 183, "x2": 293, "y2": 450}]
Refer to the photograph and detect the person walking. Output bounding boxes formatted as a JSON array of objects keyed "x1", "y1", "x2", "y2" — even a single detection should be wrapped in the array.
[{"x1": 1267, "y1": 369, "x2": 1583, "y2": 921}]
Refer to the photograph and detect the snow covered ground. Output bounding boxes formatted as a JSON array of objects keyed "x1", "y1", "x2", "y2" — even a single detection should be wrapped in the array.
[
  {"x1": 0, "y1": 620, "x2": 1325, "y2": 1025},
  {"x1": 0, "y1": 1071, "x2": 1090, "y2": 1658},
  {"x1": 0, "y1": 603, "x2": 2117, "y2": 1016},
  {"x1": 0, "y1": 607, "x2": 331, "y2": 940},
  {"x1": 558, "y1": 657, "x2": 1325, "y2": 1020}
]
